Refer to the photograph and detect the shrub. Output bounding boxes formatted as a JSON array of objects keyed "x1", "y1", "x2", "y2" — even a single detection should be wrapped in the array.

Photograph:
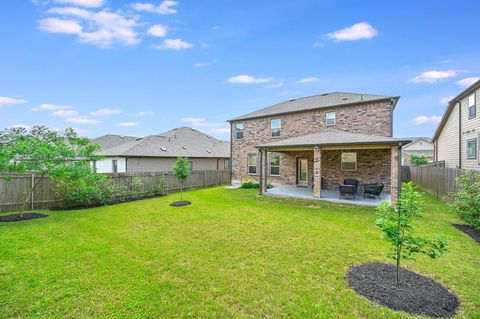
[
  {"x1": 241, "y1": 180, "x2": 273, "y2": 189},
  {"x1": 55, "y1": 174, "x2": 127, "y2": 208},
  {"x1": 149, "y1": 175, "x2": 166, "y2": 197},
  {"x1": 410, "y1": 154, "x2": 429, "y2": 166},
  {"x1": 131, "y1": 177, "x2": 145, "y2": 199},
  {"x1": 447, "y1": 170, "x2": 480, "y2": 229}
]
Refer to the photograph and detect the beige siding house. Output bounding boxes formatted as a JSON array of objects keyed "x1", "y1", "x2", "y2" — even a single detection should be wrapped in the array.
[
  {"x1": 433, "y1": 80, "x2": 480, "y2": 169},
  {"x1": 401, "y1": 137, "x2": 434, "y2": 166},
  {"x1": 92, "y1": 127, "x2": 230, "y2": 173},
  {"x1": 229, "y1": 92, "x2": 410, "y2": 203}
]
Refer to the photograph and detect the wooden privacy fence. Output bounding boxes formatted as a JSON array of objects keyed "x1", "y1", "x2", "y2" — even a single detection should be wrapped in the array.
[
  {"x1": 404, "y1": 165, "x2": 460, "y2": 200},
  {"x1": 0, "y1": 170, "x2": 231, "y2": 213}
]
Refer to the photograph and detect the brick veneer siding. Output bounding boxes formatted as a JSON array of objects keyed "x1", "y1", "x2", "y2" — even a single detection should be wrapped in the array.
[
  {"x1": 314, "y1": 147, "x2": 321, "y2": 198},
  {"x1": 231, "y1": 100, "x2": 393, "y2": 182},
  {"x1": 390, "y1": 146, "x2": 399, "y2": 203},
  {"x1": 321, "y1": 148, "x2": 391, "y2": 193}
]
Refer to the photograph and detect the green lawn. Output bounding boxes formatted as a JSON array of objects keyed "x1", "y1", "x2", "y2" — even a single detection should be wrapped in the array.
[{"x1": 1, "y1": 187, "x2": 479, "y2": 318}]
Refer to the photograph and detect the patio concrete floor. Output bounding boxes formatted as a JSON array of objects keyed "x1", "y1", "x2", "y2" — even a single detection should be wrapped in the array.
[{"x1": 264, "y1": 185, "x2": 390, "y2": 206}]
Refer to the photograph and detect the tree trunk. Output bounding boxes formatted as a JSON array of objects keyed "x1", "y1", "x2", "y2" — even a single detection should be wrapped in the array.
[{"x1": 180, "y1": 183, "x2": 183, "y2": 201}]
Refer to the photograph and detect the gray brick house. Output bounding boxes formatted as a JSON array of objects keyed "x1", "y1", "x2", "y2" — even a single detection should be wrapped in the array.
[{"x1": 228, "y1": 92, "x2": 410, "y2": 203}]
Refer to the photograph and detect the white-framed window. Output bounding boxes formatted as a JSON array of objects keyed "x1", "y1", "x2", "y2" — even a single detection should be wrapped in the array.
[
  {"x1": 341, "y1": 152, "x2": 357, "y2": 171},
  {"x1": 468, "y1": 93, "x2": 476, "y2": 118},
  {"x1": 235, "y1": 123, "x2": 244, "y2": 139},
  {"x1": 224, "y1": 159, "x2": 230, "y2": 170},
  {"x1": 326, "y1": 112, "x2": 336, "y2": 125},
  {"x1": 466, "y1": 138, "x2": 477, "y2": 159},
  {"x1": 112, "y1": 159, "x2": 118, "y2": 173},
  {"x1": 247, "y1": 153, "x2": 257, "y2": 175},
  {"x1": 270, "y1": 153, "x2": 280, "y2": 176},
  {"x1": 271, "y1": 119, "x2": 281, "y2": 137}
]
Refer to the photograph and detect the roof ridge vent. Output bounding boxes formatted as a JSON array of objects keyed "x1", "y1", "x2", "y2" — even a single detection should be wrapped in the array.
[
  {"x1": 161, "y1": 147, "x2": 167, "y2": 151},
  {"x1": 341, "y1": 97, "x2": 348, "y2": 101},
  {"x1": 182, "y1": 146, "x2": 187, "y2": 149},
  {"x1": 289, "y1": 99, "x2": 296, "y2": 102},
  {"x1": 206, "y1": 149, "x2": 211, "y2": 153},
  {"x1": 320, "y1": 93, "x2": 328, "y2": 96}
]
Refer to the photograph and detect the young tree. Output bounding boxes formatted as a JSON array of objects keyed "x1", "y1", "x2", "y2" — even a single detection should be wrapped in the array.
[
  {"x1": 447, "y1": 170, "x2": 480, "y2": 229},
  {"x1": 0, "y1": 126, "x2": 102, "y2": 213},
  {"x1": 409, "y1": 154, "x2": 429, "y2": 166},
  {"x1": 375, "y1": 182, "x2": 447, "y2": 285},
  {"x1": 172, "y1": 156, "x2": 190, "y2": 201}
]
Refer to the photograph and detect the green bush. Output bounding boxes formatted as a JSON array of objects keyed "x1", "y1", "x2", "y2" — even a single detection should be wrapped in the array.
[
  {"x1": 131, "y1": 177, "x2": 145, "y2": 199},
  {"x1": 149, "y1": 175, "x2": 166, "y2": 197},
  {"x1": 55, "y1": 174, "x2": 127, "y2": 208},
  {"x1": 410, "y1": 154, "x2": 429, "y2": 166},
  {"x1": 447, "y1": 170, "x2": 480, "y2": 229},
  {"x1": 241, "y1": 180, "x2": 273, "y2": 189}
]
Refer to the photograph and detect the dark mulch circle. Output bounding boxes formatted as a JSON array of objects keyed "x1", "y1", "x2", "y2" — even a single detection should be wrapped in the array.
[
  {"x1": 347, "y1": 262, "x2": 459, "y2": 318},
  {"x1": 170, "y1": 201, "x2": 192, "y2": 207},
  {"x1": 0, "y1": 212, "x2": 49, "y2": 223},
  {"x1": 453, "y1": 224, "x2": 480, "y2": 244}
]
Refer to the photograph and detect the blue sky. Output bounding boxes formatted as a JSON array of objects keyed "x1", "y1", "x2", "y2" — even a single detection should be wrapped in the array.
[{"x1": 0, "y1": 0, "x2": 479, "y2": 140}]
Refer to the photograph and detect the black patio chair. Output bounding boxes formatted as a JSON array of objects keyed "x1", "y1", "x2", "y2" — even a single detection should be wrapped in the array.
[
  {"x1": 343, "y1": 179, "x2": 359, "y2": 193},
  {"x1": 339, "y1": 185, "x2": 356, "y2": 200},
  {"x1": 363, "y1": 183, "x2": 384, "y2": 199}
]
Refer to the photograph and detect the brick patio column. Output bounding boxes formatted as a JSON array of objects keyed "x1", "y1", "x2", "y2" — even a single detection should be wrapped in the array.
[
  {"x1": 390, "y1": 145, "x2": 400, "y2": 204},
  {"x1": 313, "y1": 146, "x2": 322, "y2": 198},
  {"x1": 259, "y1": 148, "x2": 268, "y2": 195}
]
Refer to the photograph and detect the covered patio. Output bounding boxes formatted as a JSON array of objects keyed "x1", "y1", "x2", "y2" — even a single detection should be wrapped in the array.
[
  {"x1": 257, "y1": 129, "x2": 410, "y2": 206},
  {"x1": 264, "y1": 184, "x2": 391, "y2": 206}
]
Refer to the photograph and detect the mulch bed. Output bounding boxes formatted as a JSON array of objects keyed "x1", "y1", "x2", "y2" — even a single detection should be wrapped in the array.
[
  {"x1": 347, "y1": 262, "x2": 459, "y2": 318},
  {"x1": 0, "y1": 212, "x2": 49, "y2": 223},
  {"x1": 453, "y1": 224, "x2": 480, "y2": 244},
  {"x1": 170, "y1": 201, "x2": 192, "y2": 207},
  {"x1": 51, "y1": 194, "x2": 166, "y2": 211}
]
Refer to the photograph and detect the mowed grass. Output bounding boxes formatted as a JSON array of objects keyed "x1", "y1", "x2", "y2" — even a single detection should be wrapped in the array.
[{"x1": 0, "y1": 187, "x2": 479, "y2": 319}]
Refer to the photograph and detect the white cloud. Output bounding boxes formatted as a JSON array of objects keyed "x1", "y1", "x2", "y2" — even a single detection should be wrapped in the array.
[
  {"x1": 153, "y1": 38, "x2": 194, "y2": 50},
  {"x1": 313, "y1": 42, "x2": 325, "y2": 48},
  {"x1": 408, "y1": 70, "x2": 458, "y2": 84},
  {"x1": 180, "y1": 117, "x2": 206, "y2": 125},
  {"x1": 42, "y1": 7, "x2": 140, "y2": 47},
  {"x1": 52, "y1": 109, "x2": 79, "y2": 117},
  {"x1": 66, "y1": 116, "x2": 102, "y2": 124},
  {"x1": 456, "y1": 77, "x2": 480, "y2": 88},
  {"x1": 55, "y1": 0, "x2": 105, "y2": 7},
  {"x1": 117, "y1": 122, "x2": 139, "y2": 127},
  {"x1": 0, "y1": 96, "x2": 28, "y2": 106},
  {"x1": 227, "y1": 75, "x2": 272, "y2": 84},
  {"x1": 147, "y1": 24, "x2": 168, "y2": 37},
  {"x1": 90, "y1": 108, "x2": 122, "y2": 116},
  {"x1": 31, "y1": 103, "x2": 71, "y2": 111},
  {"x1": 127, "y1": 111, "x2": 153, "y2": 117},
  {"x1": 326, "y1": 22, "x2": 378, "y2": 42},
  {"x1": 298, "y1": 77, "x2": 319, "y2": 84},
  {"x1": 411, "y1": 115, "x2": 442, "y2": 125},
  {"x1": 203, "y1": 127, "x2": 230, "y2": 134},
  {"x1": 38, "y1": 17, "x2": 83, "y2": 34},
  {"x1": 131, "y1": 1, "x2": 178, "y2": 14},
  {"x1": 439, "y1": 96, "x2": 454, "y2": 105},
  {"x1": 264, "y1": 82, "x2": 283, "y2": 89},
  {"x1": 193, "y1": 59, "x2": 217, "y2": 67}
]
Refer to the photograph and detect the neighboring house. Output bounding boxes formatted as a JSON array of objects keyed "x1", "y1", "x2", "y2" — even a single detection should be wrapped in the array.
[
  {"x1": 92, "y1": 127, "x2": 230, "y2": 173},
  {"x1": 229, "y1": 92, "x2": 410, "y2": 202},
  {"x1": 433, "y1": 79, "x2": 480, "y2": 169},
  {"x1": 401, "y1": 137, "x2": 434, "y2": 165}
]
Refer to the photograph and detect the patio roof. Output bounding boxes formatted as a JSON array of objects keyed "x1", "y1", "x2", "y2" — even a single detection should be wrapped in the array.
[{"x1": 256, "y1": 129, "x2": 411, "y2": 149}]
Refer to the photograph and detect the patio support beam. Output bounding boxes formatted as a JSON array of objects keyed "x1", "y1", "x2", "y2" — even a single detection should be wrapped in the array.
[
  {"x1": 259, "y1": 148, "x2": 268, "y2": 195},
  {"x1": 390, "y1": 145, "x2": 400, "y2": 204},
  {"x1": 313, "y1": 146, "x2": 322, "y2": 198}
]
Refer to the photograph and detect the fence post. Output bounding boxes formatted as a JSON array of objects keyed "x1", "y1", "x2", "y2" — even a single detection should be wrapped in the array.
[{"x1": 31, "y1": 174, "x2": 35, "y2": 210}]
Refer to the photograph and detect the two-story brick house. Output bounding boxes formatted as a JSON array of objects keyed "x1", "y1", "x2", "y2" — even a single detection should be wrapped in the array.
[
  {"x1": 229, "y1": 92, "x2": 410, "y2": 203},
  {"x1": 433, "y1": 79, "x2": 480, "y2": 170}
]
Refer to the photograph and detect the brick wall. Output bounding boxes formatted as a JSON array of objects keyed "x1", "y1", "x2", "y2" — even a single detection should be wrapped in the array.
[{"x1": 231, "y1": 100, "x2": 393, "y2": 182}]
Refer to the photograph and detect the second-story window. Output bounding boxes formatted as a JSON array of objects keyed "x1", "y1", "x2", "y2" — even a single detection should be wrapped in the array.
[
  {"x1": 468, "y1": 93, "x2": 476, "y2": 118},
  {"x1": 235, "y1": 123, "x2": 244, "y2": 139},
  {"x1": 326, "y1": 112, "x2": 336, "y2": 125},
  {"x1": 271, "y1": 119, "x2": 281, "y2": 137}
]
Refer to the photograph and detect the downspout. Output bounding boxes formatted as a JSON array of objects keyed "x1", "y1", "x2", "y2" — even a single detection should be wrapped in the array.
[
  {"x1": 458, "y1": 101, "x2": 462, "y2": 169},
  {"x1": 229, "y1": 122, "x2": 233, "y2": 184}
]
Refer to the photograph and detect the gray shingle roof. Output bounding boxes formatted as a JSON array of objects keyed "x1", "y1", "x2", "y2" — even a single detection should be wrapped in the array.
[
  {"x1": 93, "y1": 127, "x2": 230, "y2": 158},
  {"x1": 92, "y1": 134, "x2": 138, "y2": 150},
  {"x1": 230, "y1": 92, "x2": 399, "y2": 121},
  {"x1": 256, "y1": 129, "x2": 411, "y2": 148}
]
